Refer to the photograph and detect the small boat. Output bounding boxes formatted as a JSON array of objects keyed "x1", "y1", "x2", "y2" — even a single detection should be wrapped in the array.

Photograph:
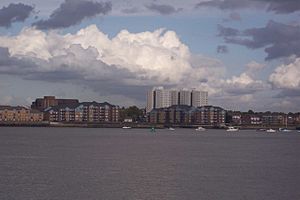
[
  {"x1": 195, "y1": 127, "x2": 206, "y2": 131},
  {"x1": 226, "y1": 126, "x2": 238, "y2": 132},
  {"x1": 122, "y1": 126, "x2": 132, "y2": 129},
  {"x1": 150, "y1": 127, "x2": 156, "y2": 133},
  {"x1": 279, "y1": 128, "x2": 291, "y2": 132},
  {"x1": 168, "y1": 127, "x2": 175, "y2": 131},
  {"x1": 266, "y1": 129, "x2": 276, "y2": 133}
]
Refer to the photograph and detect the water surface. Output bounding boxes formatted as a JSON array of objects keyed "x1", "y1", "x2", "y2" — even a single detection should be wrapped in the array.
[{"x1": 0, "y1": 127, "x2": 299, "y2": 200}]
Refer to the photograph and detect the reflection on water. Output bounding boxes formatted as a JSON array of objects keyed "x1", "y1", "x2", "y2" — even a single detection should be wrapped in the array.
[{"x1": 0, "y1": 127, "x2": 300, "y2": 200}]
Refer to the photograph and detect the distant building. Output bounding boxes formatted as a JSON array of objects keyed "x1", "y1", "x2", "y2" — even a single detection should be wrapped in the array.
[
  {"x1": 241, "y1": 114, "x2": 262, "y2": 125},
  {"x1": 44, "y1": 101, "x2": 119, "y2": 123},
  {"x1": 0, "y1": 106, "x2": 43, "y2": 122},
  {"x1": 191, "y1": 106, "x2": 226, "y2": 126},
  {"x1": 262, "y1": 113, "x2": 285, "y2": 126},
  {"x1": 149, "y1": 105, "x2": 225, "y2": 126},
  {"x1": 178, "y1": 89, "x2": 191, "y2": 106},
  {"x1": 191, "y1": 90, "x2": 208, "y2": 107},
  {"x1": 31, "y1": 96, "x2": 79, "y2": 111},
  {"x1": 146, "y1": 87, "x2": 208, "y2": 113}
]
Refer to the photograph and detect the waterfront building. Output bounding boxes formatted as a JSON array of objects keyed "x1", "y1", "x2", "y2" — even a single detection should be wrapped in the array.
[
  {"x1": 146, "y1": 87, "x2": 208, "y2": 113},
  {"x1": 149, "y1": 105, "x2": 225, "y2": 126},
  {"x1": 241, "y1": 114, "x2": 262, "y2": 125},
  {"x1": 44, "y1": 101, "x2": 119, "y2": 123},
  {"x1": 262, "y1": 113, "x2": 285, "y2": 126},
  {"x1": 31, "y1": 96, "x2": 79, "y2": 111},
  {"x1": 0, "y1": 106, "x2": 43, "y2": 122},
  {"x1": 191, "y1": 106, "x2": 226, "y2": 126}
]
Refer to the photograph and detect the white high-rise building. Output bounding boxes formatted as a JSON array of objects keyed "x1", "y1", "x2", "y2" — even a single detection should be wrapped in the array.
[
  {"x1": 170, "y1": 90, "x2": 178, "y2": 106},
  {"x1": 155, "y1": 88, "x2": 171, "y2": 109},
  {"x1": 191, "y1": 90, "x2": 208, "y2": 107},
  {"x1": 146, "y1": 87, "x2": 208, "y2": 112},
  {"x1": 178, "y1": 89, "x2": 192, "y2": 106}
]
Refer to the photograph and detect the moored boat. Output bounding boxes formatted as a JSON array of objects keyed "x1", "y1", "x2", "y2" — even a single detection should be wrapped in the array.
[
  {"x1": 122, "y1": 126, "x2": 132, "y2": 129},
  {"x1": 279, "y1": 128, "x2": 291, "y2": 132},
  {"x1": 195, "y1": 127, "x2": 206, "y2": 131},
  {"x1": 266, "y1": 128, "x2": 276, "y2": 133},
  {"x1": 226, "y1": 126, "x2": 239, "y2": 132}
]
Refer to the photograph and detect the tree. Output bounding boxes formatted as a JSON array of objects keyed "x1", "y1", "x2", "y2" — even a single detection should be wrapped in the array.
[
  {"x1": 119, "y1": 106, "x2": 144, "y2": 122},
  {"x1": 248, "y1": 109, "x2": 254, "y2": 114}
]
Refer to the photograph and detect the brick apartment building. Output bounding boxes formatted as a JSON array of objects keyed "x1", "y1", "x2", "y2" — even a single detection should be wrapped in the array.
[
  {"x1": 31, "y1": 96, "x2": 79, "y2": 111},
  {"x1": 0, "y1": 106, "x2": 43, "y2": 122},
  {"x1": 44, "y1": 101, "x2": 119, "y2": 123},
  {"x1": 149, "y1": 105, "x2": 226, "y2": 126}
]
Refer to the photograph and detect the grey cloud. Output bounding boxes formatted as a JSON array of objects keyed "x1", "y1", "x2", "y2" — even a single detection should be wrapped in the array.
[
  {"x1": 0, "y1": 45, "x2": 149, "y2": 102},
  {"x1": 274, "y1": 89, "x2": 300, "y2": 98},
  {"x1": 218, "y1": 21, "x2": 300, "y2": 60},
  {"x1": 223, "y1": 12, "x2": 241, "y2": 22},
  {"x1": 0, "y1": 3, "x2": 34, "y2": 28},
  {"x1": 145, "y1": 3, "x2": 182, "y2": 15},
  {"x1": 121, "y1": 7, "x2": 140, "y2": 14},
  {"x1": 32, "y1": 0, "x2": 112, "y2": 30},
  {"x1": 224, "y1": 83, "x2": 268, "y2": 95},
  {"x1": 217, "y1": 45, "x2": 229, "y2": 54},
  {"x1": 229, "y1": 12, "x2": 241, "y2": 21},
  {"x1": 196, "y1": 0, "x2": 300, "y2": 14},
  {"x1": 217, "y1": 25, "x2": 240, "y2": 37},
  {"x1": 0, "y1": 47, "x2": 37, "y2": 75}
]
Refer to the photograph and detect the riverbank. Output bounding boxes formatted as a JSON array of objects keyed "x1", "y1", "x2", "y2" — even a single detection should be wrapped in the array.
[{"x1": 0, "y1": 122, "x2": 299, "y2": 130}]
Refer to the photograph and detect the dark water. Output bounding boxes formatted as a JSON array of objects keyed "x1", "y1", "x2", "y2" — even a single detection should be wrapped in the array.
[{"x1": 0, "y1": 127, "x2": 300, "y2": 200}]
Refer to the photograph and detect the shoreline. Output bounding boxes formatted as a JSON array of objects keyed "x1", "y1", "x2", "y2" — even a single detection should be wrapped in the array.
[{"x1": 0, "y1": 122, "x2": 299, "y2": 130}]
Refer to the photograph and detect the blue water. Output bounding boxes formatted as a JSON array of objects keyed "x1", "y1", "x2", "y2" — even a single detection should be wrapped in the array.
[{"x1": 0, "y1": 127, "x2": 299, "y2": 200}]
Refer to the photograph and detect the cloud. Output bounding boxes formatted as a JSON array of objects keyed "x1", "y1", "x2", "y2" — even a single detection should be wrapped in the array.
[
  {"x1": 246, "y1": 61, "x2": 266, "y2": 71},
  {"x1": 196, "y1": 0, "x2": 300, "y2": 14},
  {"x1": 245, "y1": 61, "x2": 266, "y2": 77},
  {"x1": 0, "y1": 3, "x2": 34, "y2": 28},
  {"x1": 223, "y1": 12, "x2": 241, "y2": 22},
  {"x1": 218, "y1": 21, "x2": 300, "y2": 60},
  {"x1": 217, "y1": 24, "x2": 239, "y2": 37},
  {"x1": 217, "y1": 45, "x2": 229, "y2": 53},
  {"x1": 145, "y1": 3, "x2": 182, "y2": 15},
  {"x1": 32, "y1": 0, "x2": 112, "y2": 30},
  {"x1": 0, "y1": 25, "x2": 225, "y2": 100},
  {"x1": 221, "y1": 73, "x2": 269, "y2": 95},
  {"x1": 228, "y1": 12, "x2": 241, "y2": 21},
  {"x1": 269, "y1": 57, "x2": 300, "y2": 90},
  {"x1": 121, "y1": 7, "x2": 140, "y2": 14}
]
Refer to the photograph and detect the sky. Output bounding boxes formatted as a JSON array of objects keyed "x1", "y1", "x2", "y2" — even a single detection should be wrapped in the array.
[{"x1": 0, "y1": 0, "x2": 299, "y2": 112}]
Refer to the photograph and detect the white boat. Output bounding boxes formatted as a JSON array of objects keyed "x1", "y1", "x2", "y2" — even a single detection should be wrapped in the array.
[
  {"x1": 266, "y1": 129, "x2": 276, "y2": 133},
  {"x1": 279, "y1": 128, "x2": 291, "y2": 132},
  {"x1": 122, "y1": 126, "x2": 132, "y2": 129},
  {"x1": 195, "y1": 127, "x2": 206, "y2": 131},
  {"x1": 226, "y1": 126, "x2": 239, "y2": 132},
  {"x1": 168, "y1": 127, "x2": 175, "y2": 131}
]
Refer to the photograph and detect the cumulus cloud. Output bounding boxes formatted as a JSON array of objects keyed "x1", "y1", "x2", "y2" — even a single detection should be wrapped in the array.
[
  {"x1": 218, "y1": 21, "x2": 300, "y2": 60},
  {"x1": 221, "y1": 73, "x2": 269, "y2": 95},
  {"x1": 269, "y1": 58, "x2": 300, "y2": 90},
  {"x1": 32, "y1": 0, "x2": 112, "y2": 30},
  {"x1": 0, "y1": 25, "x2": 226, "y2": 100},
  {"x1": 0, "y1": 3, "x2": 34, "y2": 28},
  {"x1": 145, "y1": 3, "x2": 183, "y2": 15},
  {"x1": 196, "y1": 0, "x2": 300, "y2": 14}
]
